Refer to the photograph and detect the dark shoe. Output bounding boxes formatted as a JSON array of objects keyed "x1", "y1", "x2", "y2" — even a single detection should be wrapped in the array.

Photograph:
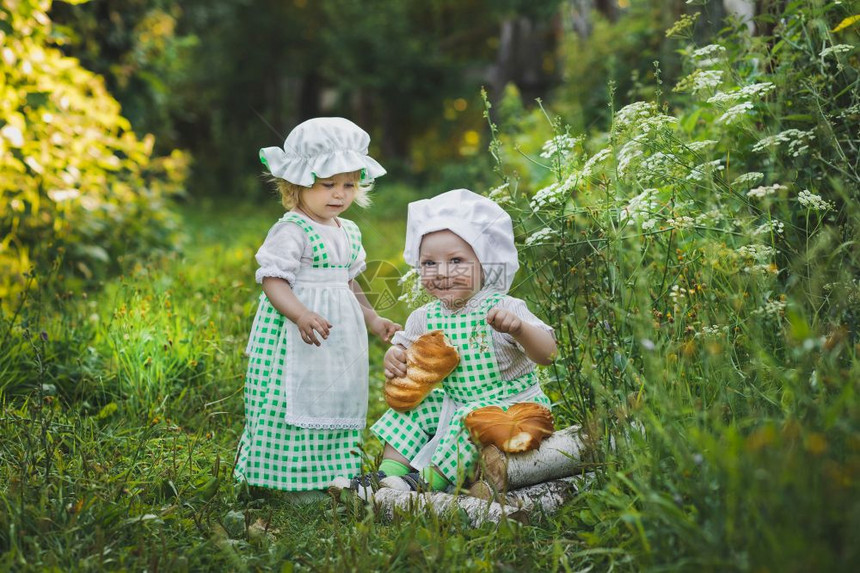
[{"x1": 379, "y1": 471, "x2": 430, "y2": 492}]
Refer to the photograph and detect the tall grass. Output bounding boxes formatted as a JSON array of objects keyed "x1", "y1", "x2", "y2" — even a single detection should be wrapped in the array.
[{"x1": 483, "y1": 1, "x2": 860, "y2": 569}]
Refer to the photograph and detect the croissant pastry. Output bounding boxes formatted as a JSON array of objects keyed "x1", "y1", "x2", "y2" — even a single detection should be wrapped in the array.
[
  {"x1": 384, "y1": 330, "x2": 460, "y2": 412},
  {"x1": 464, "y1": 402, "x2": 554, "y2": 453}
]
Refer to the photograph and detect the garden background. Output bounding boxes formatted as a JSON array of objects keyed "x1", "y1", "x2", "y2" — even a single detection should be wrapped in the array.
[{"x1": 2, "y1": 0, "x2": 859, "y2": 570}]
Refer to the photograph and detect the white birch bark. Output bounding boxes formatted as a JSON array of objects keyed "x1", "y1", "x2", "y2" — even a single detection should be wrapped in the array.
[
  {"x1": 369, "y1": 488, "x2": 528, "y2": 527},
  {"x1": 478, "y1": 424, "x2": 595, "y2": 491},
  {"x1": 477, "y1": 474, "x2": 595, "y2": 514}
]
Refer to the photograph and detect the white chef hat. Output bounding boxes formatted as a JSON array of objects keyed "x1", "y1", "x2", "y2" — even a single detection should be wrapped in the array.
[
  {"x1": 404, "y1": 189, "x2": 520, "y2": 293},
  {"x1": 259, "y1": 117, "x2": 386, "y2": 187}
]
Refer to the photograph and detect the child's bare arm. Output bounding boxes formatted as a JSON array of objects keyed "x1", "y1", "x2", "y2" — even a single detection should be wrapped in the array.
[
  {"x1": 486, "y1": 307, "x2": 557, "y2": 365},
  {"x1": 262, "y1": 277, "x2": 331, "y2": 346},
  {"x1": 349, "y1": 280, "x2": 402, "y2": 342}
]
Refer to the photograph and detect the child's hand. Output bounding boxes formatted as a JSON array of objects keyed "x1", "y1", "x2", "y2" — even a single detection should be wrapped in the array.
[
  {"x1": 296, "y1": 311, "x2": 332, "y2": 346},
  {"x1": 371, "y1": 316, "x2": 402, "y2": 343},
  {"x1": 384, "y1": 345, "x2": 408, "y2": 379},
  {"x1": 486, "y1": 307, "x2": 523, "y2": 336}
]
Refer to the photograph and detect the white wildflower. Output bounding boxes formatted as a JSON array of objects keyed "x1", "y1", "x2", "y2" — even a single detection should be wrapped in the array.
[
  {"x1": 640, "y1": 114, "x2": 679, "y2": 132},
  {"x1": 820, "y1": 44, "x2": 853, "y2": 59},
  {"x1": 751, "y1": 129, "x2": 815, "y2": 157},
  {"x1": 488, "y1": 183, "x2": 512, "y2": 205},
  {"x1": 695, "y1": 208, "x2": 724, "y2": 226},
  {"x1": 669, "y1": 284, "x2": 687, "y2": 302},
  {"x1": 697, "y1": 324, "x2": 729, "y2": 338},
  {"x1": 524, "y1": 227, "x2": 559, "y2": 247},
  {"x1": 737, "y1": 244, "x2": 776, "y2": 260},
  {"x1": 739, "y1": 82, "x2": 776, "y2": 99},
  {"x1": 613, "y1": 102, "x2": 657, "y2": 132},
  {"x1": 540, "y1": 134, "x2": 580, "y2": 160},
  {"x1": 732, "y1": 172, "x2": 764, "y2": 187},
  {"x1": 837, "y1": 104, "x2": 860, "y2": 119},
  {"x1": 530, "y1": 180, "x2": 572, "y2": 212},
  {"x1": 397, "y1": 268, "x2": 430, "y2": 308},
  {"x1": 744, "y1": 263, "x2": 779, "y2": 275},
  {"x1": 797, "y1": 189, "x2": 835, "y2": 211},
  {"x1": 619, "y1": 188, "x2": 658, "y2": 227},
  {"x1": 686, "y1": 140, "x2": 718, "y2": 153},
  {"x1": 639, "y1": 151, "x2": 677, "y2": 179},
  {"x1": 707, "y1": 91, "x2": 740, "y2": 105},
  {"x1": 747, "y1": 183, "x2": 786, "y2": 199},
  {"x1": 692, "y1": 69, "x2": 724, "y2": 92},
  {"x1": 691, "y1": 44, "x2": 727, "y2": 61},
  {"x1": 581, "y1": 147, "x2": 612, "y2": 178},
  {"x1": 617, "y1": 138, "x2": 644, "y2": 179},
  {"x1": 716, "y1": 101, "x2": 755, "y2": 124},
  {"x1": 752, "y1": 298, "x2": 787, "y2": 318},
  {"x1": 675, "y1": 69, "x2": 725, "y2": 95},
  {"x1": 753, "y1": 220, "x2": 785, "y2": 236},
  {"x1": 667, "y1": 215, "x2": 695, "y2": 229},
  {"x1": 686, "y1": 159, "x2": 724, "y2": 183},
  {"x1": 707, "y1": 83, "x2": 774, "y2": 105}
]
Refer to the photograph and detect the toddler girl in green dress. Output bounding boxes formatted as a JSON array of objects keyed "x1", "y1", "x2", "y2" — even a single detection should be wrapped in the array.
[
  {"x1": 333, "y1": 188, "x2": 557, "y2": 497},
  {"x1": 235, "y1": 117, "x2": 400, "y2": 499}
]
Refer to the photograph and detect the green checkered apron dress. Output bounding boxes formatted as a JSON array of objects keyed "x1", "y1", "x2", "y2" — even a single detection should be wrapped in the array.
[
  {"x1": 371, "y1": 292, "x2": 551, "y2": 484},
  {"x1": 235, "y1": 213, "x2": 368, "y2": 491}
]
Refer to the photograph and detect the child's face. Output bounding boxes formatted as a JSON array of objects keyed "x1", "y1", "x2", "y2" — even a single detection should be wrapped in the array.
[
  {"x1": 419, "y1": 230, "x2": 483, "y2": 309},
  {"x1": 297, "y1": 172, "x2": 358, "y2": 225}
]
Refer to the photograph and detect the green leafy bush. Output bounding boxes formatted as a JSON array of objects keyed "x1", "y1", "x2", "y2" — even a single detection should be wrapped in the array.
[
  {"x1": 0, "y1": 0, "x2": 186, "y2": 306},
  {"x1": 485, "y1": 1, "x2": 860, "y2": 568}
]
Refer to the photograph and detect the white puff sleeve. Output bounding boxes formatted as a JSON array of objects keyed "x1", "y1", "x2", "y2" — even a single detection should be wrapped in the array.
[
  {"x1": 390, "y1": 306, "x2": 429, "y2": 348},
  {"x1": 254, "y1": 222, "x2": 307, "y2": 285}
]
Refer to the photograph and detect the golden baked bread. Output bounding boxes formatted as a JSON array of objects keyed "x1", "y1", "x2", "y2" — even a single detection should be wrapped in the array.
[
  {"x1": 384, "y1": 330, "x2": 460, "y2": 412},
  {"x1": 464, "y1": 402, "x2": 554, "y2": 453}
]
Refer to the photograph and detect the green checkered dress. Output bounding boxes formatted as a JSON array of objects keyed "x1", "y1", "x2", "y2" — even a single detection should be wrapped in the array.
[
  {"x1": 371, "y1": 292, "x2": 551, "y2": 484},
  {"x1": 235, "y1": 213, "x2": 367, "y2": 491}
]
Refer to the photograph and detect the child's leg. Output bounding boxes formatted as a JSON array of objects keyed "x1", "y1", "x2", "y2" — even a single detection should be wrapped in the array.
[
  {"x1": 377, "y1": 443, "x2": 412, "y2": 477},
  {"x1": 370, "y1": 389, "x2": 445, "y2": 463},
  {"x1": 380, "y1": 404, "x2": 488, "y2": 493},
  {"x1": 426, "y1": 405, "x2": 484, "y2": 487},
  {"x1": 330, "y1": 391, "x2": 445, "y2": 495}
]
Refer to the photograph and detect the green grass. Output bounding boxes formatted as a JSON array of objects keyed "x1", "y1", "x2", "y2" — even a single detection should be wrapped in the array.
[{"x1": 1, "y1": 188, "x2": 599, "y2": 572}]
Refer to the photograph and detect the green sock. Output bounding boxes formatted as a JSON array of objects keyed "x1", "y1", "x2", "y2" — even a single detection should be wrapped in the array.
[
  {"x1": 378, "y1": 459, "x2": 409, "y2": 477},
  {"x1": 420, "y1": 467, "x2": 450, "y2": 491}
]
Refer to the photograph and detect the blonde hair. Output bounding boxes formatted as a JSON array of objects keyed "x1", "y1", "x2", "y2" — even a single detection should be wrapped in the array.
[{"x1": 270, "y1": 170, "x2": 374, "y2": 210}]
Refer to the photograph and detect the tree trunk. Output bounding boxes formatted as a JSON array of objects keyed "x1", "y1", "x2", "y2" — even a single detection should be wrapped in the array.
[
  {"x1": 368, "y1": 488, "x2": 529, "y2": 527},
  {"x1": 723, "y1": 0, "x2": 756, "y2": 33},
  {"x1": 469, "y1": 473, "x2": 594, "y2": 515},
  {"x1": 477, "y1": 424, "x2": 597, "y2": 491},
  {"x1": 486, "y1": 13, "x2": 562, "y2": 111}
]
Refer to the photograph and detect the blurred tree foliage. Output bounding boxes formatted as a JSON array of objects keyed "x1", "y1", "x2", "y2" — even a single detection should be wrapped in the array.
[
  {"x1": 49, "y1": 0, "x2": 565, "y2": 196},
  {"x1": 0, "y1": 0, "x2": 186, "y2": 305}
]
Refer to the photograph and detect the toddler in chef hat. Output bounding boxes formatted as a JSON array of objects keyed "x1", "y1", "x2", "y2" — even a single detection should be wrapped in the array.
[{"x1": 333, "y1": 188, "x2": 557, "y2": 496}]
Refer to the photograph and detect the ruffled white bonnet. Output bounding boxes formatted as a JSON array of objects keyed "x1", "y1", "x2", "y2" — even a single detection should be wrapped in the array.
[
  {"x1": 259, "y1": 117, "x2": 386, "y2": 187},
  {"x1": 404, "y1": 189, "x2": 520, "y2": 293}
]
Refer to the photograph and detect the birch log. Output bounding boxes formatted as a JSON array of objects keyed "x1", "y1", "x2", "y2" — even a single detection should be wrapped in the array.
[
  {"x1": 369, "y1": 488, "x2": 528, "y2": 527},
  {"x1": 470, "y1": 474, "x2": 594, "y2": 514},
  {"x1": 478, "y1": 424, "x2": 595, "y2": 491}
]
